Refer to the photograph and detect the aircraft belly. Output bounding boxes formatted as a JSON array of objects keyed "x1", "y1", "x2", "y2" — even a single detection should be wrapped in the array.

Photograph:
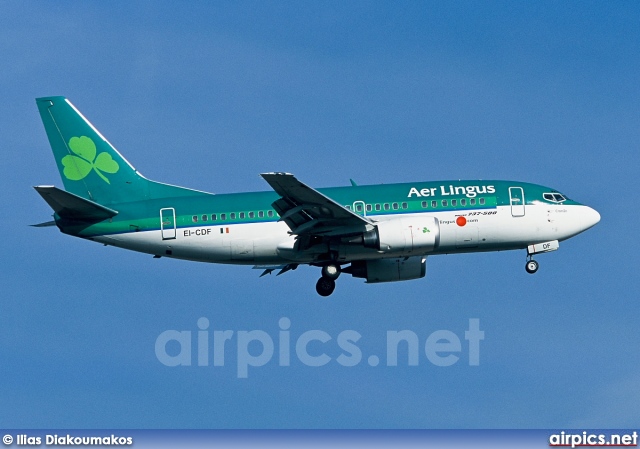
[
  {"x1": 93, "y1": 222, "x2": 291, "y2": 265},
  {"x1": 229, "y1": 240, "x2": 253, "y2": 261},
  {"x1": 95, "y1": 231, "x2": 160, "y2": 253},
  {"x1": 253, "y1": 240, "x2": 280, "y2": 262},
  {"x1": 432, "y1": 205, "x2": 554, "y2": 252},
  {"x1": 456, "y1": 226, "x2": 479, "y2": 248},
  {"x1": 489, "y1": 206, "x2": 548, "y2": 247}
]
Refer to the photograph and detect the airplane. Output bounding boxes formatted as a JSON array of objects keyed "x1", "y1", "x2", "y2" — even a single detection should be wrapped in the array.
[{"x1": 33, "y1": 96, "x2": 601, "y2": 297}]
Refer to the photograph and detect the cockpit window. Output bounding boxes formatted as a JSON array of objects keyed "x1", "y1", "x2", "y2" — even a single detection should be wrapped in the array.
[{"x1": 543, "y1": 193, "x2": 566, "y2": 203}]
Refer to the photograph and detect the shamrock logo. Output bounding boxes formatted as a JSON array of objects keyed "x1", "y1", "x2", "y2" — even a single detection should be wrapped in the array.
[
  {"x1": 61, "y1": 136, "x2": 119, "y2": 184},
  {"x1": 422, "y1": 227, "x2": 430, "y2": 233}
]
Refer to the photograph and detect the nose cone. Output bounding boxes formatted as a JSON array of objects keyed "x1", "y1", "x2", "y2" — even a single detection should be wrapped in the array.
[{"x1": 581, "y1": 206, "x2": 601, "y2": 231}]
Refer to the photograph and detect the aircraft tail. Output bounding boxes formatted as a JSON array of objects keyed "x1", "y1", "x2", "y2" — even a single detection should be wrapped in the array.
[
  {"x1": 36, "y1": 96, "x2": 153, "y2": 206},
  {"x1": 37, "y1": 96, "x2": 212, "y2": 209}
]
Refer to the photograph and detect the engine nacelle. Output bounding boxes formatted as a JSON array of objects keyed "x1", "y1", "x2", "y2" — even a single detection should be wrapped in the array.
[
  {"x1": 362, "y1": 217, "x2": 440, "y2": 255},
  {"x1": 349, "y1": 256, "x2": 427, "y2": 283}
]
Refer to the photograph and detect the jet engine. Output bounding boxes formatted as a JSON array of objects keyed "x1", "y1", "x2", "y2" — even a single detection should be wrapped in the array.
[{"x1": 362, "y1": 217, "x2": 440, "y2": 255}]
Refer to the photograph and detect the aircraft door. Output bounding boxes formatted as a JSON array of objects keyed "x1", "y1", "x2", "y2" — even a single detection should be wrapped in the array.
[
  {"x1": 353, "y1": 200, "x2": 366, "y2": 217},
  {"x1": 509, "y1": 187, "x2": 525, "y2": 217},
  {"x1": 160, "y1": 208, "x2": 177, "y2": 240}
]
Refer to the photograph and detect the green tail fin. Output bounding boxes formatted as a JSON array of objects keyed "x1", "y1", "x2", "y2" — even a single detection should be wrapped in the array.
[
  {"x1": 36, "y1": 96, "x2": 151, "y2": 205},
  {"x1": 37, "y1": 96, "x2": 213, "y2": 205}
]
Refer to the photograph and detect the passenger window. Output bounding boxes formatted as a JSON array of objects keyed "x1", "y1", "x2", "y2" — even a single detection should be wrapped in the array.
[
  {"x1": 192, "y1": 215, "x2": 198, "y2": 223},
  {"x1": 366, "y1": 204, "x2": 372, "y2": 212},
  {"x1": 356, "y1": 204, "x2": 363, "y2": 212},
  {"x1": 470, "y1": 199, "x2": 476, "y2": 206},
  {"x1": 401, "y1": 202, "x2": 408, "y2": 209},
  {"x1": 258, "y1": 211, "x2": 264, "y2": 218},
  {"x1": 221, "y1": 213, "x2": 226, "y2": 220},
  {"x1": 479, "y1": 198, "x2": 485, "y2": 205},
  {"x1": 239, "y1": 212, "x2": 245, "y2": 219},
  {"x1": 431, "y1": 200, "x2": 437, "y2": 208},
  {"x1": 211, "y1": 214, "x2": 217, "y2": 221},
  {"x1": 375, "y1": 204, "x2": 381, "y2": 211},
  {"x1": 392, "y1": 203, "x2": 399, "y2": 210},
  {"x1": 202, "y1": 214, "x2": 208, "y2": 221},
  {"x1": 268, "y1": 211, "x2": 274, "y2": 218},
  {"x1": 384, "y1": 203, "x2": 390, "y2": 210},
  {"x1": 442, "y1": 200, "x2": 448, "y2": 207},
  {"x1": 249, "y1": 211, "x2": 255, "y2": 219},
  {"x1": 230, "y1": 212, "x2": 236, "y2": 219},
  {"x1": 451, "y1": 199, "x2": 457, "y2": 207},
  {"x1": 461, "y1": 199, "x2": 466, "y2": 206},
  {"x1": 421, "y1": 201, "x2": 427, "y2": 208}
]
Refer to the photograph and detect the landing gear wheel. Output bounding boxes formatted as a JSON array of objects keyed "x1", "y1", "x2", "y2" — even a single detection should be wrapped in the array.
[
  {"x1": 525, "y1": 259, "x2": 539, "y2": 274},
  {"x1": 316, "y1": 277, "x2": 336, "y2": 296},
  {"x1": 321, "y1": 264, "x2": 341, "y2": 280}
]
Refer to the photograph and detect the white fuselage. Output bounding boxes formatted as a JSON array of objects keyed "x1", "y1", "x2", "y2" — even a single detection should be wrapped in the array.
[{"x1": 92, "y1": 203, "x2": 600, "y2": 265}]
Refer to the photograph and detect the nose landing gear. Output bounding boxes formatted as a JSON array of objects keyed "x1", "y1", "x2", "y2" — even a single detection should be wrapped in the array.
[
  {"x1": 524, "y1": 240, "x2": 559, "y2": 274},
  {"x1": 316, "y1": 263, "x2": 341, "y2": 296}
]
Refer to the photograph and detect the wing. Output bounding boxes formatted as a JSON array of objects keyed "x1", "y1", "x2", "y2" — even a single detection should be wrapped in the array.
[{"x1": 261, "y1": 172, "x2": 373, "y2": 237}]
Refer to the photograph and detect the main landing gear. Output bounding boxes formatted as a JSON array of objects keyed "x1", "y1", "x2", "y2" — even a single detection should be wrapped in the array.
[
  {"x1": 316, "y1": 263, "x2": 341, "y2": 296},
  {"x1": 525, "y1": 257, "x2": 539, "y2": 274}
]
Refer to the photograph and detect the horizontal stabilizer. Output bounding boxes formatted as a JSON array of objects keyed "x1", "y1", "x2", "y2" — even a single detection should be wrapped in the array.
[
  {"x1": 30, "y1": 220, "x2": 57, "y2": 227},
  {"x1": 34, "y1": 185, "x2": 118, "y2": 221}
]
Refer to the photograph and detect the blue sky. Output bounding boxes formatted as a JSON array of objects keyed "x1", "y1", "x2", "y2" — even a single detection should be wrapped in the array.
[{"x1": 1, "y1": 2, "x2": 639, "y2": 428}]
